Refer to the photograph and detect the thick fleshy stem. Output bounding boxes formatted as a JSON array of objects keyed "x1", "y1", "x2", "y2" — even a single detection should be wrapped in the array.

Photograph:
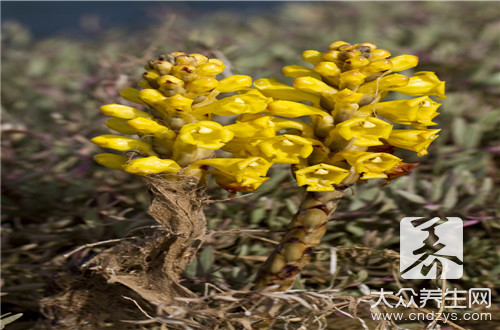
[{"x1": 253, "y1": 171, "x2": 359, "y2": 290}]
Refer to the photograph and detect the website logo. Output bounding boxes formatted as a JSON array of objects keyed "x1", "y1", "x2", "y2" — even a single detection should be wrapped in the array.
[{"x1": 400, "y1": 217, "x2": 463, "y2": 279}]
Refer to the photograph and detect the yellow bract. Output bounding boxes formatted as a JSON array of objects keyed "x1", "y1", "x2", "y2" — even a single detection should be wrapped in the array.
[{"x1": 295, "y1": 164, "x2": 350, "y2": 191}]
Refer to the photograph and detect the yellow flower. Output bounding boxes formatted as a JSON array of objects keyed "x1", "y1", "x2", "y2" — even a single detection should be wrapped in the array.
[
  {"x1": 94, "y1": 153, "x2": 128, "y2": 170},
  {"x1": 222, "y1": 138, "x2": 264, "y2": 158},
  {"x1": 178, "y1": 121, "x2": 233, "y2": 150},
  {"x1": 254, "y1": 78, "x2": 321, "y2": 108},
  {"x1": 126, "y1": 117, "x2": 176, "y2": 140},
  {"x1": 338, "y1": 70, "x2": 366, "y2": 91},
  {"x1": 120, "y1": 87, "x2": 145, "y2": 105},
  {"x1": 259, "y1": 134, "x2": 315, "y2": 164},
  {"x1": 192, "y1": 157, "x2": 272, "y2": 192},
  {"x1": 122, "y1": 156, "x2": 181, "y2": 175},
  {"x1": 163, "y1": 94, "x2": 193, "y2": 113},
  {"x1": 215, "y1": 75, "x2": 253, "y2": 93},
  {"x1": 225, "y1": 115, "x2": 276, "y2": 139},
  {"x1": 105, "y1": 118, "x2": 138, "y2": 135},
  {"x1": 325, "y1": 117, "x2": 393, "y2": 147},
  {"x1": 293, "y1": 76, "x2": 337, "y2": 94},
  {"x1": 295, "y1": 164, "x2": 350, "y2": 191},
  {"x1": 282, "y1": 65, "x2": 322, "y2": 80},
  {"x1": 334, "y1": 150, "x2": 402, "y2": 179},
  {"x1": 185, "y1": 77, "x2": 219, "y2": 93},
  {"x1": 267, "y1": 100, "x2": 332, "y2": 119},
  {"x1": 302, "y1": 50, "x2": 323, "y2": 64},
  {"x1": 91, "y1": 135, "x2": 157, "y2": 156},
  {"x1": 192, "y1": 93, "x2": 271, "y2": 116},
  {"x1": 389, "y1": 71, "x2": 446, "y2": 99},
  {"x1": 313, "y1": 61, "x2": 342, "y2": 78},
  {"x1": 100, "y1": 104, "x2": 153, "y2": 120},
  {"x1": 360, "y1": 96, "x2": 440, "y2": 126},
  {"x1": 386, "y1": 128, "x2": 441, "y2": 156},
  {"x1": 389, "y1": 55, "x2": 419, "y2": 72},
  {"x1": 357, "y1": 73, "x2": 410, "y2": 96}
]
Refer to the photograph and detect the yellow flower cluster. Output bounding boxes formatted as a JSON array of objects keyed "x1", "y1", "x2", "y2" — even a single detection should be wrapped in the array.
[{"x1": 92, "y1": 42, "x2": 445, "y2": 193}]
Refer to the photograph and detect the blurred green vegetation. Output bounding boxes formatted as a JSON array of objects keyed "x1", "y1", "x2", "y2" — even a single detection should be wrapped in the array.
[{"x1": 1, "y1": 2, "x2": 499, "y2": 328}]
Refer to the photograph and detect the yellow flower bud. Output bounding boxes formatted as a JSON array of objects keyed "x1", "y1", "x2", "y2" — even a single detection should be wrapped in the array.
[
  {"x1": 360, "y1": 96, "x2": 440, "y2": 126},
  {"x1": 142, "y1": 70, "x2": 160, "y2": 87},
  {"x1": 254, "y1": 78, "x2": 321, "y2": 108},
  {"x1": 120, "y1": 87, "x2": 145, "y2": 105},
  {"x1": 358, "y1": 59, "x2": 393, "y2": 77},
  {"x1": 313, "y1": 61, "x2": 341, "y2": 78},
  {"x1": 328, "y1": 41, "x2": 350, "y2": 50},
  {"x1": 390, "y1": 55, "x2": 419, "y2": 72},
  {"x1": 343, "y1": 56, "x2": 370, "y2": 70},
  {"x1": 268, "y1": 100, "x2": 332, "y2": 119},
  {"x1": 139, "y1": 89, "x2": 167, "y2": 105},
  {"x1": 370, "y1": 48, "x2": 392, "y2": 60},
  {"x1": 295, "y1": 163, "x2": 350, "y2": 191},
  {"x1": 178, "y1": 121, "x2": 233, "y2": 150},
  {"x1": 259, "y1": 134, "x2": 315, "y2": 164},
  {"x1": 302, "y1": 50, "x2": 323, "y2": 64},
  {"x1": 153, "y1": 61, "x2": 174, "y2": 75},
  {"x1": 386, "y1": 128, "x2": 441, "y2": 156},
  {"x1": 137, "y1": 78, "x2": 151, "y2": 89},
  {"x1": 326, "y1": 117, "x2": 393, "y2": 147},
  {"x1": 126, "y1": 117, "x2": 176, "y2": 139},
  {"x1": 105, "y1": 118, "x2": 138, "y2": 135},
  {"x1": 334, "y1": 150, "x2": 402, "y2": 179},
  {"x1": 389, "y1": 71, "x2": 446, "y2": 99},
  {"x1": 94, "y1": 153, "x2": 128, "y2": 170},
  {"x1": 174, "y1": 55, "x2": 198, "y2": 66},
  {"x1": 122, "y1": 156, "x2": 181, "y2": 175},
  {"x1": 188, "y1": 53, "x2": 209, "y2": 65},
  {"x1": 197, "y1": 61, "x2": 225, "y2": 76},
  {"x1": 100, "y1": 104, "x2": 153, "y2": 120},
  {"x1": 91, "y1": 135, "x2": 157, "y2": 156},
  {"x1": 185, "y1": 77, "x2": 218, "y2": 93},
  {"x1": 157, "y1": 75, "x2": 185, "y2": 89},
  {"x1": 215, "y1": 75, "x2": 252, "y2": 93},
  {"x1": 171, "y1": 65, "x2": 197, "y2": 82},
  {"x1": 322, "y1": 50, "x2": 342, "y2": 63},
  {"x1": 339, "y1": 70, "x2": 366, "y2": 91},
  {"x1": 163, "y1": 94, "x2": 194, "y2": 113},
  {"x1": 293, "y1": 76, "x2": 336, "y2": 94},
  {"x1": 282, "y1": 65, "x2": 322, "y2": 80}
]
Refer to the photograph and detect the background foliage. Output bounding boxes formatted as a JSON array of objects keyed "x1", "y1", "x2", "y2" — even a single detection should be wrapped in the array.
[{"x1": 2, "y1": 2, "x2": 499, "y2": 329}]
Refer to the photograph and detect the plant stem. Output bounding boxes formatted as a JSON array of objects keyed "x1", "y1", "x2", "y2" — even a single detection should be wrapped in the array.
[{"x1": 253, "y1": 171, "x2": 359, "y2": 290}]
